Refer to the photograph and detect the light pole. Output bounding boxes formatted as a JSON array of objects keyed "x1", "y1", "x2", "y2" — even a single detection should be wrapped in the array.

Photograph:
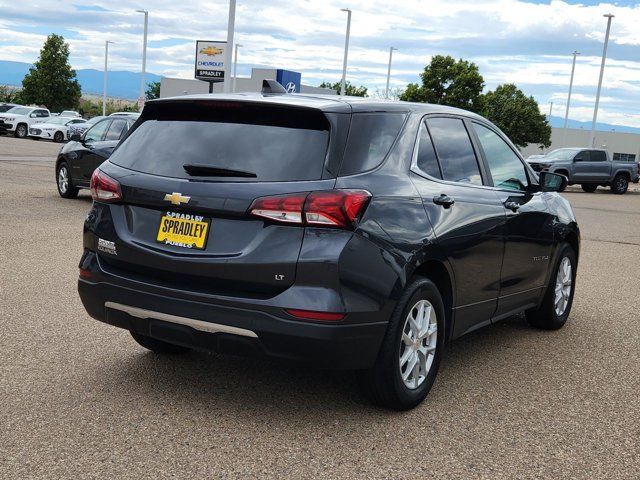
[
  {"x1": 590, "y1": 13, "x2": 614, "y2": 148},
  {"x1": 136, "y1": 9, "x2": 148, "y2": 109},
  {"x1": 549, "y1": 101, "x2": 553, "y2": 117},
  {"x1": 103, "y1": 40, "x2": 114, "y2": 116},
  {"x1": 385, "y1": 47, "x2": 397, "y2": 99},
  {"x1": 340, "y1": 8, "x2": 352, "y2": 96},
  {"x1": 562, "y1": 50, "x2": 580, "y2": 142},
  {"x1": 233, "y1": 43, "x2": 242, "y2": 93},
  {"x1": 223, "y1": 0, "x2": 236, "y2": 93}
]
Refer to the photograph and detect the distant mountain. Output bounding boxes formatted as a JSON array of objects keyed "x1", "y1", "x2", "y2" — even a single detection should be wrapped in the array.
[
  {"x1": 0, "y1": 60, "x2": 162, "y2": 100},
  {"x1": 547, "y1": 115, "x2": 640, "y2": 135}
]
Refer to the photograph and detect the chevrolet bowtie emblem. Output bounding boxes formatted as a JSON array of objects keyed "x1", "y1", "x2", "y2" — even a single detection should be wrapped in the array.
[{"x1": 164, "y1": 192, "x2": 190, "y2": 205}]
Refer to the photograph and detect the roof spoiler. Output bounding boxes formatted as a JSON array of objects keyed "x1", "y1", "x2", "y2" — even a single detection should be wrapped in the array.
[{"x1": 261, "y1": 79, "x2": 288, "y2": 95}]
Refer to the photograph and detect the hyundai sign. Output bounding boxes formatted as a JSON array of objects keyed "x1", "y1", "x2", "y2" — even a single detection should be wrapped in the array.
[
  {"x1": 195, "y1": 40, "x2": 226, "y2": 82},
  {"x1": 276, "y1": 70, "x2": 301, "y2": 93}
]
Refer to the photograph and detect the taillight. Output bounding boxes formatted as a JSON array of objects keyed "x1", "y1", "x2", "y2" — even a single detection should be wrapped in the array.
[
  {"x1": 90, "y1": 169, "x2": 121, "y2": 203},
  {"x1": 248, "y1": 190, "x2": 370, "y2": 229},
  {"x1": 248, "y1": 192, "x2": 307, "y2": 224}
]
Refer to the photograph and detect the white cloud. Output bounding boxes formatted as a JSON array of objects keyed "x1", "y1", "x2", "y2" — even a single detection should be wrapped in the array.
[{"x1": 0, "y1": 0, "x2": 639, "y2": 127}]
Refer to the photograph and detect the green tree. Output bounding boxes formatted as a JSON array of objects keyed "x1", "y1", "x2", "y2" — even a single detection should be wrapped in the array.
[
  {"x1": 479, "y1": 84, "x2": 552, "y2": 148},
  {"x1": 399, "y1": 55, "x2": 484, "y2": 112},
  {"x1": 319, "y1": 80, "x2": 368, "y2": 97},
  {"x1": 145, "y1": 81, "x2": 161, "y2": 100},
  {"x1": 21, "y1": 34, "x2": 81, "y2": 112}
]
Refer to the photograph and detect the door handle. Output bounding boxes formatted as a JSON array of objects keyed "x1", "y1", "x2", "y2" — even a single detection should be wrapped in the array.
[
  {"x1": 433, "y1": 194, "x2": 455, "y2": 208},
  {"x1": 504, "y1": 200, "x2": 520, "y2": 212}
]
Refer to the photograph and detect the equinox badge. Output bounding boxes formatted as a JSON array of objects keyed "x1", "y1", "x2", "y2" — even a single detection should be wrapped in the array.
[{"x1": 164, "y1": 192, "x2": 190, "y2": 206}]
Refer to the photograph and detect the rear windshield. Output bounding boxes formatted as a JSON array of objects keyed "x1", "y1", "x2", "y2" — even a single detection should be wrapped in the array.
[{"x1": 109, "y1": 102, "x2": 330, "y2": 182}]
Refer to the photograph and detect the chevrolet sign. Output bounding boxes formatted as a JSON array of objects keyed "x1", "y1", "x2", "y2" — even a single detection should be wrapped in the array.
[{"x1": 195, "y1": 40, "x2": 226, "y2": 82}]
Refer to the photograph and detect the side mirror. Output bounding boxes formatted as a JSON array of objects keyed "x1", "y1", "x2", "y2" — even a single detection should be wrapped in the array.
[
  {"x1": 70, "y1": 132, "x2": 82, "y2": 142},
  {"x1": 539, "y1": 171, "x2": 567, "y2": 192}
]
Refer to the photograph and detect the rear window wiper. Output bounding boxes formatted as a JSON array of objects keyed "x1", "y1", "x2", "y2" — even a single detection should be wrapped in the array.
[{"x1": 182, "y1": 164, "x2": 257, "y2": 178}]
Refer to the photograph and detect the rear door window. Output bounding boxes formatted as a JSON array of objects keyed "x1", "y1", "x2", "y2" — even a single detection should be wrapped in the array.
[
  {"x1": 339, "y1": 113, "x2": 406, "y2": 176},
  {"x1": 110, "y1": 102, "x2": 331, "y2": 182},
  {"x1": 426, "y1": 117, "x2": 482, "y2": 185},
  {"x1": 591, "y1": 150, "x2": 607, "y2": 162}
]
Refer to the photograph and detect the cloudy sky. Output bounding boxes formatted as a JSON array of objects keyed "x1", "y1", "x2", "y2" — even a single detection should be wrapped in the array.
[{"x1": 1, "y1": 0, "x2": 639, "y2": 127}]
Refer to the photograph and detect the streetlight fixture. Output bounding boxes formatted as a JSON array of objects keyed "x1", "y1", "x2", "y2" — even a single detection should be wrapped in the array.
[
  {"x1": 340, "y1": 8, "x2": 352, "y2": 96},
  {"x1": 233, "y1": 43, "x2": 243, "y2": 93},
  {"x1": 223, "y1": 0, "x2": 236, "y2": 93},
  {"x1": 590, "y1": 13, "x2": 614, "y2": 148},
  {"x1": 136, "y1": 9, "x2": 148, "y2": 109},
  {"x1": 562, "y1": 50, "x2": 580, "y2": 142},
  {"x1": 103, "y1": 40, "x2": 114, "y2": 116},
  {"x1": 385, "y1": 47, "x2": 397, "y2": 99}
]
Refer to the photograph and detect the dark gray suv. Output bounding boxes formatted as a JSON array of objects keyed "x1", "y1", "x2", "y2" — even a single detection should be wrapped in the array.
[{"x1": 78, "y1": 92, "x2": 579, "y2": 410}]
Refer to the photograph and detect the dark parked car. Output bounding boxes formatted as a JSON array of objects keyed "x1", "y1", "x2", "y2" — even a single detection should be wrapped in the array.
[
  {"x1": 55, "y1": 116, "x2": 137, "y2": 198},
  {"x1": 68, "y1": 115, "x2": 107, "y2": 138},
  {"x1": 77, "y1": 91, "x2": 579, "y2": 410}
]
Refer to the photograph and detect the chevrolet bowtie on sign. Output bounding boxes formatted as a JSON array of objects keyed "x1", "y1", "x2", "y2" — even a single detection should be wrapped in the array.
[{"x1": 195, "y1": 40, "x2": 226, "y2": 82}]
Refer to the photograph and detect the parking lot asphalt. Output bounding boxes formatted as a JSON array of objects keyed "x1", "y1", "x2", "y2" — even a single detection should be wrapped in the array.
[{"x1": 1, "y1": 135, "x2": 639, "y2": 479}]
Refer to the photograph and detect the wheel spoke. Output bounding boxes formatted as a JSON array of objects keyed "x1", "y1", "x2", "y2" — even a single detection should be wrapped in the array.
[
  {"x1": 399, "y1": 347, "x2": 412, "y2": 368},
  {"x1": 412, "y1": 361, "x2": 420, "y2": 388},
  {"x1": 402, "y1": 332, "x2": 413, "y2": 346}
]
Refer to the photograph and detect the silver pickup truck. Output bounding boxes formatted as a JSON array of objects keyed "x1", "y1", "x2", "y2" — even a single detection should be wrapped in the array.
[{"x1": 527, "y1": 148, "x2": 640, "y2": 194}]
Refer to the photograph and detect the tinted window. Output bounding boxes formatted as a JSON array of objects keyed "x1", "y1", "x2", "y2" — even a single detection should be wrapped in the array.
[
  {"x1": 105, "y1": 119, "x2": 128, "y2": 140},
  {"x1": 575, "y1": 151, "x2": 590, "y2": 162},
  {"x1": 415, "y1": 122, "x2": 441, "y2": 179},
  {"x1": 84, "y1": 119, "x2": 110, "y2": 142},
  {"x1": 473, "y1": 123, "x2": 528, "y2": 191},
  {"x1": 427, "y1": 117, "x2": 482, "y2": 185},
  {"x1": 110, "y1": 105, "x2": 330, "y2": 182},
  {"x1": 339, "y1": 113, "x2": 406, "y2": 175},
  {"x1": 591, "y1": 150, "x2": 607, "y2": 162},
  {"x1": 36, "y1": 110, "x2": 49, "y2": 118}
]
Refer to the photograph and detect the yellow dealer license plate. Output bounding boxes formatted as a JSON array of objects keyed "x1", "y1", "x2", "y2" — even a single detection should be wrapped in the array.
[{"x1": 156, "y1": 212, "x2": 210, "y2": 250}]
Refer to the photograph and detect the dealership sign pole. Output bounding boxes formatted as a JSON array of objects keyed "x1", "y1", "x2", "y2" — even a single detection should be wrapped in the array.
[{"x1": 195, "y1": 40, "x2": 227, "y2": 93}]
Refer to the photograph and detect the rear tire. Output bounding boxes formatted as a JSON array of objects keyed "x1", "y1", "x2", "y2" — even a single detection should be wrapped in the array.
[
  {"x1": 53, "y1": 131, "x2": 64, "y2": 143},
  {"x1": 610, "y1": 174, "x2": 628, "y2": 194},
  {"x1": 56, "y1": 161, "x2": 79, "y2": 198},
  {"x1": 130, "y1": 331, "x2": 190, "y2": 354},
  {"x1": 581, "y1": 184, "x2": 597, "y2": 193},
  {"x1": 526, "y1": 243, "x2": 576, "y2": 330},
  {"x1": 359, "y1": 277, "x2": 445, "y2": 410}
]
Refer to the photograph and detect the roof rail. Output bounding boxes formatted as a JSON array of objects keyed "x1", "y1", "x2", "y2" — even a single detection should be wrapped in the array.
[{"x1": 261, "y1": 79, "x2": 287, "y2": 95}]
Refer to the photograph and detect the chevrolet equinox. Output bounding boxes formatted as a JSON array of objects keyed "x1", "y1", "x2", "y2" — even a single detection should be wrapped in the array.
[{"x1": 78, "y1": 87, "x2": 579, "y2": 410}]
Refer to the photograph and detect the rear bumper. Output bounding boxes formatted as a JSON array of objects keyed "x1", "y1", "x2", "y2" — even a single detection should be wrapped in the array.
[{"x1": 78, "y1": 253, "x2": 388, "y2": 370}]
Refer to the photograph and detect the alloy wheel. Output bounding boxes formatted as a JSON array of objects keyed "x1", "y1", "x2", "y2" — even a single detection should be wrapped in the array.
[
  {"x1": 399, "y1": 299, "x2": 437, "y2": 389},
  {"x1": 58, "y1": 166, "x2": 69, "y2": 194},
  {"x1": 554, "y1": 257, "x2": 572, "y2": 316}
]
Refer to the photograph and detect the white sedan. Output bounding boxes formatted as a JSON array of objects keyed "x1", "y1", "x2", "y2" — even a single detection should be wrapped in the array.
[{"x1": 28, "y1": 117, "x2": 87, "y2": 142}]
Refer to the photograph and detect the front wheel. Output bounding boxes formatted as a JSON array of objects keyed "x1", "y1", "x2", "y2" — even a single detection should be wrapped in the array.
[
  {"x1": 53, "y1": 131, "x2": 64, "y2": 143},
  {"x1": 581, "y1": 184, "x2": 598, "y2": 193},
  {"x1": 526, "y1": 243, "x2": 576, "y2": 330},
  {"x1": 610, "y1": 174, "x2": 629, "y2": 194},
  {"x1": 359, "y1": 277, "x2": 445, "y2": 410},
  {"x1": 14, "y1": 123, "x2": 27, "y2": 138},
  {"x1": 56, "y1": 161, "x2": 79, "y2": 198}
]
